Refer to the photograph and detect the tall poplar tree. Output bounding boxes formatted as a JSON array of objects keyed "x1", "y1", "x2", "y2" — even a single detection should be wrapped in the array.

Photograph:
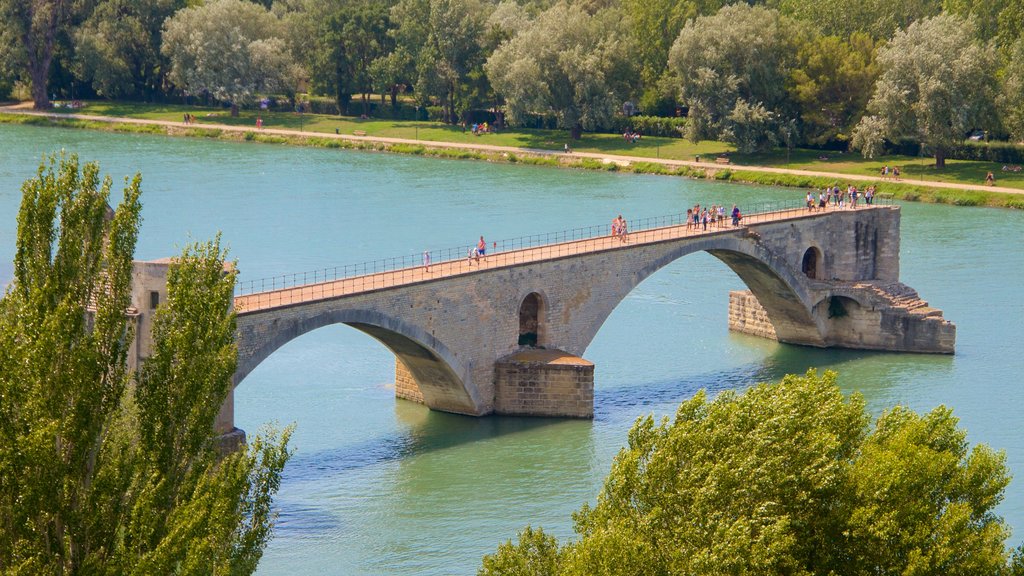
[{"x1": 0, "y1": 154, "x2": 291, "y2": 574}]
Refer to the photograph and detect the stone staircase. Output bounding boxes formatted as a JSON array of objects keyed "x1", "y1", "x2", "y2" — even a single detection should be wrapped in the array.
[{"x1": 855, "y1": 281, "x2": 946, "y2": 318}]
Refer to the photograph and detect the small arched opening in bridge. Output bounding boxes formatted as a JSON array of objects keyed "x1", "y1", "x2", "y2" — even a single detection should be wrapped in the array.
[
  {"x1": 518, "y1": 292, "x2": 544, "y2": 347},
  {"x1": 802, "y1": 247, "x2": 822, "y2": 280}
]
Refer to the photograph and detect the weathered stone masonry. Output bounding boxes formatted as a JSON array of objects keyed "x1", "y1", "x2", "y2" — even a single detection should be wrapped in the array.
[{"x1": 131, "y1": 206, "x2": 954, "y2": 438}]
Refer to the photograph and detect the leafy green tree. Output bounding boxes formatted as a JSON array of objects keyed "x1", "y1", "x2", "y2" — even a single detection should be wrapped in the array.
[
  {"x1": 788, "y1": 32, "x2": 879, "y2": 145},
  {"x1": 621, "y1": 0, "x2": 709, "y2": 87},
  {"x1": 668, "y1": 4, "x2": 799, "y2": 152},
  {"x1": 391, "y1": 0, "x2": 489, "y2": 123},
  {"x1": 296, "y1": 0, "x2": 394, "y2": 115},
  {"x1": 480, "y1": 370, "x2": 1017, "y2": 575},
  {"x1": 0, "y1": 153, "x2": 292, "y2": 574},
  {"x1": 73, "y1": 0, "x2": 185, "y2": 99},
  {"x1": 1000, "y1": 39, "x2": 1024, "y2": 142},
  {"x1": 944, "y1": 0, "x2": 1024, "y2": 49},
  {"x1": 161, "y1": 0, "x2": 297, "y2": 115},
  {"x1": 851, "y1": 14, "x2": 997, "y2": 167},
  {"x1": 770, "y1": 0, "x2": 942, "y2": 40},
  {"x1": 479, "y1": 526, "x2": 560, "y2": 576},
  {"x1": 485, "y1": 2, "x2": 635, "y2": 139},
  {"x1": 0, "y1": 0, "x2": 72, "y2": 108}
]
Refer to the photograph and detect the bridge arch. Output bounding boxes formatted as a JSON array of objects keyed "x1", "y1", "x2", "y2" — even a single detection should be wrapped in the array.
[
  {"x1": 234, "y1": 308, "x2": 482, "y2": 415},
  {"x1": 569, "y1": 234, "x2": 825, "y2": 356},
  {"x1": 518, "y1": 291, "x2": 546, "y2": 347}
]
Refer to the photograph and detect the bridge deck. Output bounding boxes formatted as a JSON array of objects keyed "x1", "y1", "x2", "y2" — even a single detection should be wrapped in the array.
[{"x1": 234, "y1": 205, "x2": 887, "y2": 313}]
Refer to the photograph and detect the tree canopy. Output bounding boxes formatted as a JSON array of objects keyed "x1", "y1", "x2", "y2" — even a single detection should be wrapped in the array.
[
  {"x1": 3, "y1": 0, "x2": 1024, "y2": 157},
  {"x1": 0, "y1": 153, "x2": 292, "y2": 574},
  {"x1": 479, "y1": 370, "x2": 1016, "y2": 576},
  {"x1": 486, "y1": 2, "x2": 635, "y2": 139},
  {"x1": 161, "y1": 0, "x2": 297, "y2": 115},
  {"x1": 852, "y1": 13, "x2": 997, "y2": 166},
  {"x1": 668, "y1": 4, "x2": 798, "y2": 152}
]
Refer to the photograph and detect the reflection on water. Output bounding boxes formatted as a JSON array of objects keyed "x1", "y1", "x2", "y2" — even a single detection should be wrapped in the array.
[{"x1": 0, "y1": 124, "x2": 1020, "y2": 576}]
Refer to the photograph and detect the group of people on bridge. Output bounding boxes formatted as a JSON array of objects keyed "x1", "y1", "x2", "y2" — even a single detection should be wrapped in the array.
[
  {"x1": 685, "y1": 203, "x2": 742, "y2": 231},
  {"x1": 806, "y1": 184, "x2": 875, "y2": 211}
]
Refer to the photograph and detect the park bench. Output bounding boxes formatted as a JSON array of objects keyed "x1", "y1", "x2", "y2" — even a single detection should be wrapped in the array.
[
  {"x1": 715, "y1": 156, "x2": 730, "y2": 165},
  {"x1": 353, "y1": 130, "x2": 367, "y2": 136}
]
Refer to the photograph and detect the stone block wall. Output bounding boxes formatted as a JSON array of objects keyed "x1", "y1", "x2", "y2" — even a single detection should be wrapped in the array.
[
  {"x1": 728, "y1": 290, "x2": 778, "y2": 340},
  {"x1": 494, "y1": 349, "x2": 594, "y2": 418},
  {"x1": 395, "y1": 358, "x2": 425, "y2": 404}
]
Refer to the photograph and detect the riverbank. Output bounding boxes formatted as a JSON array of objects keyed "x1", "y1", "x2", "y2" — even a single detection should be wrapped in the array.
[{"x1": 3, "y1": 106, "x2": 1022, "y2": 210}]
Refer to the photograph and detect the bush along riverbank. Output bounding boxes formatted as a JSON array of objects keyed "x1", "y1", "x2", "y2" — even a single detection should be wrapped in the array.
[{"x1": 4, "y1": 111, "x2": 1022, "y2": 211}]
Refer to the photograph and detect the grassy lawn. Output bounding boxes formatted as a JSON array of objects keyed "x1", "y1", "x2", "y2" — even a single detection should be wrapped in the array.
[{"x1": 50, "y1": 100, "x2": 1024, "y2": 190}]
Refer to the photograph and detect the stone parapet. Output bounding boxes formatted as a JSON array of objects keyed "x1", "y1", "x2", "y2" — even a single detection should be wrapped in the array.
[{"x1": 494, "y1": 349, "x2": 594, "y2": 418}]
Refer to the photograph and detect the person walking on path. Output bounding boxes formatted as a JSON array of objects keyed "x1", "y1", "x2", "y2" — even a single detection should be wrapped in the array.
[
  {"x1": 256, "y1": 116, "x2": 263, "y2": 129},
  {"x1": 986, "y1": 171, "x2": 995, "y2": 186}
]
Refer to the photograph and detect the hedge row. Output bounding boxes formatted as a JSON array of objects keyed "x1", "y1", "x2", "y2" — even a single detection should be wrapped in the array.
[{"x1": 887, "y1": 140, "x2": 1024, "y2": 164}]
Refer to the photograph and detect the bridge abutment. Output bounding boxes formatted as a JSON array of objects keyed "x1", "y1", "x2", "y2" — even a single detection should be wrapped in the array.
[{"x1": 729, "y1": 287, "x2": 955, "y2": 353}]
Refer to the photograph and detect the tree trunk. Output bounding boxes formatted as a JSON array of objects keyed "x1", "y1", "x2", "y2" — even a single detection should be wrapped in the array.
[
  {"x1": 571, "y1": 123, "x2": 582, "y2": 140},
  {"x1": 361, "y1": 93, "x2": 369, "y2": 117},
  {"x1": 30, "y1": 65, "x2": 52, "y2": 110},
  {"x1": 390, "y1": 85, "x2": 398, "y2": 108},
  {"x1": 934, "y1": 148, "x2": 946, "y2": 169},
  {"x1": 230, "y1": 103, "x2": 239, "y2": 117}
]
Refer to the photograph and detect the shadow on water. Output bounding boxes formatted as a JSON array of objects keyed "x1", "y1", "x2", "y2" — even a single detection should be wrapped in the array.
[
  {"x1": 273, "y1": 335, "x2": 955, "y2": 536},
  {"x1": 281, "y1": 401, "x2": 568, "y2": 483},
  {"x1": 595, "y1": 334, "x2": 956, "y2": 424}
]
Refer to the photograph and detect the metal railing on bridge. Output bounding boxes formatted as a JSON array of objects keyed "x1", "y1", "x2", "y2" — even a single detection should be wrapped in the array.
[{"x1": 233, "y1": 196, "x2": 892, "y2": 301}]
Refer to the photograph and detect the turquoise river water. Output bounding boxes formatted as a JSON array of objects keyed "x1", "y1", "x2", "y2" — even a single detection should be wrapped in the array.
[{"x1": 1, "y1": 124, "x2": 1023, "y2": 574}]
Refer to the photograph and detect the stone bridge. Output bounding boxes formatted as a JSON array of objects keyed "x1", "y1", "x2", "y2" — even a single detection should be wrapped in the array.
[{"x1": 129, "y1": 203, "x2": 955, "y2": 442}]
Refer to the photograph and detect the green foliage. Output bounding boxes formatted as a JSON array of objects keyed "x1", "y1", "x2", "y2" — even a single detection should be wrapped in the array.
[
  {"x1": 1000, "y1": 39, "x2": 1024, "y2": 142},
  {"x1": 479, "y1": 526, "x2": 560, "y2": 576},
  {"x1": 74, "y1": 0, "x2": 185, "y2": 99},
  {"x1": 789, "y1": 32, "x2": 879, "y2": 145},
  {"x1": 772, "y1": 0, "x2": 943, "y2": 40},
  {"x1": 853, "y1": 14, "x2": 998, "y2": 167},
  {"x1": 668, "y1": 4, "x2": 798, "y2": 152},
  {"x1": 0, "y1": 154, "x2": 292, "y2": 574},
  {"x1": 607, "y1": 114, "x2": 687, "y2": 138},
  {"x1": 485, "y1": 2, "x2": 636, "y2": 138},
  {"x1": 161, "y1": 0, "x2": 297, "y2": 110},
  {"x1": 481, "y1": 370, "x2": 1016, "y2": 575}
]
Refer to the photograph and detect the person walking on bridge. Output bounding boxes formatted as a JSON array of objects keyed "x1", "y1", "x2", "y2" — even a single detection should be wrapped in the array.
[{"x1": 476, "y1": 236, "x2": 487, "y2": 262}]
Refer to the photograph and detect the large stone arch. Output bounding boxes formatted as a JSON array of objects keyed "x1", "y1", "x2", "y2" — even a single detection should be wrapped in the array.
[
  {"x1": 568, "y1": 233, "x2": 824, "y2": 356},
  {"x1": 234, "y1": 308, "x2": 481, "y2": 415}
]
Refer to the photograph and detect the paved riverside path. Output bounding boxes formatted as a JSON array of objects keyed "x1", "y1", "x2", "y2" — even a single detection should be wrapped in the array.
[
  {"x1": 4, "y1": 105, "x2": 1023, "y2": 197},
  {"x1": 236, "y1": 204, "x2": 856, "y2": 313}
]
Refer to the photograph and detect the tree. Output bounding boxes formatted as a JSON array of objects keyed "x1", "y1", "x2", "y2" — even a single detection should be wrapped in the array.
[
  {"x1": 851, "y1": 14, "x2": 997, "y2": 167},
  {"x1": 0, "y1": 153, "x2": 292, "y2": 573},
  {"x1": 161, "y1": 0, "x2": 297, "y2": 116},
  {"x1": 480, "y1": 370, "x2": 1017, "y2": 575},
  {"x1": 391, "y1": 0, "x2": 489, "y2": 124},
  {"x1": 295, "y1": 0, "x2": 393, "y2": 115},
  {"x1": 788, "y1": 32, "x2": 879, "y2": 146},
  {"x1": 620, "y1": 0, "x2": 727, "y2": 114},
  {"x1": 0, "y1": 0, "x2": 71, "y2": 109},
  {"x1": 943, "y1": 0, "x2": 1024, "y2": 49},
  {"x1": 1000, "y1": 39, "x2": 1024, "y2": 142},
  {"x1": 485, "y1": 2, "x2": 635, "y2": 139},
  {"x1": 668, "y1": 4, "x2": 799, "y2": 152},
  {"x1": 73, "y1": 0, "x2": 185, "y2": 100}
]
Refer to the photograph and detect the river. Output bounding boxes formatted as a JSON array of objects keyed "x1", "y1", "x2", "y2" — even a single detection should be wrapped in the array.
[{"x1": 1, "y1": 124, "x2": 1022, "y2": 574}]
